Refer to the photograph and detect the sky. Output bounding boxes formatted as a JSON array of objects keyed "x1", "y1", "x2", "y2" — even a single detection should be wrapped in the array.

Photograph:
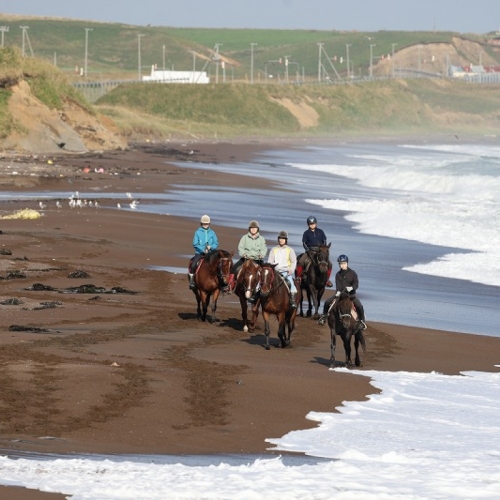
[
  {"x1": 1, "y1": 367, "x2": 500, "y2": 498},
  {"x1": 0, "y1": 0, "x2": 499, "y2": 33}
]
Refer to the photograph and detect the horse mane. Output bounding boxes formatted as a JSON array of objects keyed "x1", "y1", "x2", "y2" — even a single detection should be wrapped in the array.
[{"x1": 206, "y1": 249, "x2": 230, "y2": 266}]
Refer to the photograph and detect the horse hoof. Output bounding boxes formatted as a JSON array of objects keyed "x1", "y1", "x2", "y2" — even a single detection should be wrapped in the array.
[
  {"x1": 243, "y1": 325, "x2": 249, "y2": 333},
  {"x1": 265, "y1": 345, "x2": 270, "y2": 351},
  {"x1": 306, "y1": 311, "x2": 311, "y2": 318},
  {"x1": 313, "y1": 313, "x2": 320, "y2": 320}
]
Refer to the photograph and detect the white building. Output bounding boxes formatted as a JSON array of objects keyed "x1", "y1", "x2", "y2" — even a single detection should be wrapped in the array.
[{"x1": 142, "y1": 66, "x2": 210, "y2": 84}]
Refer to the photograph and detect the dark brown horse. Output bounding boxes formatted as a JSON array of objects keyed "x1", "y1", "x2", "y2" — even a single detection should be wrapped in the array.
[
  {"x1": 234, "y1": 259, "x2": 262, "y2": 333},
  {"x1": 297, "y1": 243, "x2": 331, "y2": 319},
  {"x1": 254, "y1": 263, "x2": 298, "y2": 350},
  {"x1": 191, "y1": 249, "x2": 233, "y2": 323},
  {"x1": 328, "y1": 289, "x2": 366, "y2": 368}
]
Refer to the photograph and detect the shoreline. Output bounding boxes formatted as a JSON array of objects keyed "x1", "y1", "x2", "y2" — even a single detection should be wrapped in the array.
[{"x1": 0, "y1": 141, "x2": 499, "y2": 498}]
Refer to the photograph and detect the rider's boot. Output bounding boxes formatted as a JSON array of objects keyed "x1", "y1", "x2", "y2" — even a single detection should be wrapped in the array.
[
  {"x1": 290, "y1": 292, "x2": 297, "y2": 309},
  {"x1": 326, "y1": 267, "x2": 333, "y2": 288},
  {"x1": 188, "y1": 273, "x2": 195, "y2": 290},
  {"x1": 295, "y1": 265, "x2": 303, "y2": 284}
]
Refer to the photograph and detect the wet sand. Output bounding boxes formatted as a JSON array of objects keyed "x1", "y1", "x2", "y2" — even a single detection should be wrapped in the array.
[{"x1": 1, "y1": 142, "x2": 500, "y2": 499}]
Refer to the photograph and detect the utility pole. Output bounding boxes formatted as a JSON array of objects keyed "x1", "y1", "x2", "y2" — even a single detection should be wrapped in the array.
[
  {"x1": 250, "y1": 42, "x2": 257, "y2": 84},
  {"x1": 284, "y1": 55, "x2": 291, "y2": 83},
  {"x1": 391, "y1": 43, "x2": 398, "y2": 77},
  {"x1": 369, "y1": 44, "x2": 376, "y2": 78},
  {"x1": 317, "y1": 42, "x2": 324, "y2": 83},
  {"x1": 84, "y1": 28, "x2": 92, "y2": 78},
  {"x1": 137, "y1": 33, "x2": 145, "y2": 81},
  {"x1": 345, "y1": 43, "x2": 351, "y2": 79},
  {"x1": 20, "y1": 25, "x2": 29, "y2": 56},
  {"x1": 214, "y1": 43, "x2": 222, "y2": 84},
  {"x1": 0, "y1": 26, "x2": 9, "y2": 47}
]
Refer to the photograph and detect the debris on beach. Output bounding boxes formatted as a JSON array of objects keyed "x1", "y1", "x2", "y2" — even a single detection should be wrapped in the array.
[
  {"x1": 68, "y1": 269, "x2": 91, "y2": 279},
  {"x1": 0, "y1": 298, "x2": 24, "y2": 306},
  {"x1": 34, "y1": 301, "x2": 63, "y2": 310},
  {"x1": 9, "y1": 324, "x2": 51, "y2": 333},
  {"x1": 4, "y1": 271, "x2": 27, "y2": 279},
  {"x1": 1, "y1": 208, "x2": 42, "y2": 220},
  {"x1": 0, "y1": 247, "x2": 12, "y2": 255},
  {"x1": 25, "y1": 282, "x2": 138, "y2": 294}
]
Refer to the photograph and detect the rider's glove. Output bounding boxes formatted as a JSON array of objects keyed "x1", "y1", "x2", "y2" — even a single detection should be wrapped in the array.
[
  {"x1": 335, "y1": 291, "x2": 341, "y2": 297},
  {"x1": 346, "y1": 286, "x2": 353, "y2": 292}
]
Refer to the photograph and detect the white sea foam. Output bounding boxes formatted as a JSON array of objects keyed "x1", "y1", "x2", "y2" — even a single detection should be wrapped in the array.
[
  {"x1": 289, "y1": 143, "x2": 500, "y2": 287},
  {"x1": 1, "y1": 368, "x2": 500, "y2": 499}
]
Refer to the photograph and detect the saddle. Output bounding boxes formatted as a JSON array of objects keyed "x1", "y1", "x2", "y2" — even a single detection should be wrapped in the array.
[{"x1": 188, "y1": 256, "x2": 204, "y2": 275}]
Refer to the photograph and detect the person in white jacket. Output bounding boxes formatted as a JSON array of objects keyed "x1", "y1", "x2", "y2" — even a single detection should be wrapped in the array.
[{"x1": 267, "y1": 230, "x2": 298, "y2": 309}]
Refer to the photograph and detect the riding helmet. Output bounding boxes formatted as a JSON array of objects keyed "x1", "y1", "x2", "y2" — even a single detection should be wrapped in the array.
[
  {"x1": 200, "y1": 214, "x2": 211, "y2": 224},
  {"x1": 337, "y1": 254, "x2": 349, "y2": 263},
  {"x1": 248, "y1": 220, "x2": 260, "y2": 229},
  {"x1": 307, "y1": 215, "x2": 317, "y2": 225},
  {"x1": 277, "y1": 230, "x2": 288, "y2": 240}
]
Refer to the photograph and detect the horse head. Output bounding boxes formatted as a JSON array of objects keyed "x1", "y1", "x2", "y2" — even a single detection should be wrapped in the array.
[
  {"x1": 315, "y1": 243, "x2": 331, "y2": 274},
  {"x1": 215, "y1": 249, "x2": 233, "y2": 287},
  {"x1": 241, "y1": 259, "x2": 261, "y2": 300},
  {"x1": 336, "y1": 289, "x2": 354, "y2": 329},
  {"x1": 259, "y1": 263, "x2": 277, "y2": 297}
]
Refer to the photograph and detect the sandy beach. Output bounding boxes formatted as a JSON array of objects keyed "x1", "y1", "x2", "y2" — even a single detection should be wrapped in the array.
[{"x1": 1, "y1": 142, "x2": 500, "y2": 499}]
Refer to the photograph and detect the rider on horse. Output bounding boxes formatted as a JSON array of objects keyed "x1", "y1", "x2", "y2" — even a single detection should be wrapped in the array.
[
  {"x1": 318, "y1": 254, "x2": 367, "y2": 330},
  {"x1": 267, "y1": 230, "x2": 298, "y2": 309},
  {"x1": 296, "y1": 215, "x2": 333, "y2": 287},
  {"x1": 227, "y1": 220, "x2": 267, "y2": 293},
  {"x1": 188, "y1": 214, "x2": 219, "y2": 289}
]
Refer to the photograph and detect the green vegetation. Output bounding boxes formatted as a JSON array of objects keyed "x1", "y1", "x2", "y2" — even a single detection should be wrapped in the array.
[
  {"x1": 0, "y1": 14, "x2": 498, "y2": 81},
  {"x1": 96, "y1": 79, "x2": 500, "y2": 139}
]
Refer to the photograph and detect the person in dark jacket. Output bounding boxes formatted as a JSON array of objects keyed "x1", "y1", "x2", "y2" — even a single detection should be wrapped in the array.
[
  {"x1": 318, "y1": 254, "x2": 366, "y2": 329},
  {"x1": 296, "y1": 215, "x2": 333, "y2": 286}
]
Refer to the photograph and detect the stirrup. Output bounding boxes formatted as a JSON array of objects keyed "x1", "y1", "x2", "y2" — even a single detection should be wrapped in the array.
[
  {"x1": 359, "y1": 320, "x2": 367, "y2": 330},
  {"x1": 317, "y1": 314, "x2": 327, "y2": 326}
]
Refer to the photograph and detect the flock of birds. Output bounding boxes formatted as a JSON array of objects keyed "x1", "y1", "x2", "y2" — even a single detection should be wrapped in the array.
[{"x1": 37, "y1": 192, "x2": 141, "y2": 211}]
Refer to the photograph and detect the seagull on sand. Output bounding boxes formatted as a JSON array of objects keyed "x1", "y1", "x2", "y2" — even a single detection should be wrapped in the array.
[
  {"x1": 39, "y1": 201, "x2": 47, "y2": 210},
  {"x1": 56, "y1": 201, "x2": 62, "y2": 209},
  {"x1": 117, "y1": 202, "x2": 121, "y2": 209},
  {"x1": 129, "y1": 200, "x2": 139, "y2": 210}
]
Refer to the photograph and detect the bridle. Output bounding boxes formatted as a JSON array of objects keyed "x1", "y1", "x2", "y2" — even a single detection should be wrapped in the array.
[
  {"x1": 315, "y1": 247, "x2": 329, "y2": 273},
  {"x1": 259, "y1": 266, "x2": 275, "y2": 297},
  {"x1": 216, "y1": 255, "x2": 232, "y2": 285}
]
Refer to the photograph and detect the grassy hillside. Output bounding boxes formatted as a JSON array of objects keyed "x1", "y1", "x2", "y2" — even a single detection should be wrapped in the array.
[
  {"x1": 0, "y1": 46, "x2": 90, "y2": 138},
  {"x1": 95, "y1": 79, "x2": 500, "y2": 140},
  {"x1": 0, "y1": 14, "x2": 498, "y2": 81}
]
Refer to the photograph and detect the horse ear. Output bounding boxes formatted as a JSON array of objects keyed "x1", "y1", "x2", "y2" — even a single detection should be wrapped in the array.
[
  {"x1": 230, "y1": 251, "x2": 234, "y2": 257},
  {"x1": 327, "y1": 243, "x2": 331, "y2": 248}
]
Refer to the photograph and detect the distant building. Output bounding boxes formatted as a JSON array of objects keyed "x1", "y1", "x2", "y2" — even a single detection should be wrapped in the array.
[{"x1": 142, "y1": 66, "x2": 210, "y2": 84}]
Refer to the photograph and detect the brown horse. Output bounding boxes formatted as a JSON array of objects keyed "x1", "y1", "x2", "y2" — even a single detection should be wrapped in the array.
[
  {"x1": 234, "y1": 259, "x2": 262, "y2": 333},
  {"x1": 328, "y1": 289, "x2": 366, "y2": 368},
  {"x1": 297, "y1": 243, "x2": 331, "y2": 319},
  {"x1": 191, "y1": 249, "x2": 233, "y2": 323},
  {"x1": 254, "y1": 263, "x2": 298, "y2": 350}
]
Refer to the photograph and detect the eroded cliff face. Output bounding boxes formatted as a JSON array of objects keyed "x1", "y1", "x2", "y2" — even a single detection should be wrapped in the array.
[{"x1": 1, "y1": 80, "x2": 127, "y2": 153}]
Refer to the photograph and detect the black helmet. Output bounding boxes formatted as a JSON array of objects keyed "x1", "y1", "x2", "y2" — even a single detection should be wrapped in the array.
[
  {"x1": 337, "y1": 254, "x2": 349, "y2": 263},
  {"x1": 278, "y1": 230, "x2": 288, "y2": 240},
  {"x1": 307, "y1": 216, "x2": 317, "y2": 225}
]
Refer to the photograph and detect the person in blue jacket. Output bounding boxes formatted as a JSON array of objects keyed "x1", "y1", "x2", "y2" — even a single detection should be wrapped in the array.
[{"x1": 188, "y1": 214, "x2": 219, "y2": 289}]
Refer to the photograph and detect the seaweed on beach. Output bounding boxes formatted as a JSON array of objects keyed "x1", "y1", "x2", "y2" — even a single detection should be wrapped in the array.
[
  {"x1": 0, "y1": 247, "x2": 12, "y2": 255},
  {"x1": 34, "y1": 301, "x2": 63, "y2": 310},
  {"x1": 68, "y1": 269, "x2": 91, "y2": 278},
  {"x1": 0, "y1": 298, "x2": 24, "y2": 305},
  {"x1": 9, "y1": 325, "x2": 51, "y2": 333},
  {"x1": 5, "y1": 271, "x2": 27, "y2": 279},
  {"x1": 26, "y1": 283, "x2": 57, "y2": 291}
]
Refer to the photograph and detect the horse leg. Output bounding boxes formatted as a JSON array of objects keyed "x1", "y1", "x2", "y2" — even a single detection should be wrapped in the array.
[
  {"x1": 343, "y1": 331, "x2": 353, "y2": 368},
  {"x1": 200, "y1": 290, "x2": 210, "y2": 322},
  {"x1": 329, "y1": 327, "x2": 337, "y2": 368},
  {"x1": 354, "y1": 330, "x2": 365, "y2": 367},
  {"x1": 298, "y1": 285, "x2": 305, "y2": 317},
  {"x1": 249, "y1": 303, "x2": 259, "y2": 332},
  {"x1": 277, "y1": 312, "x2": 286, "y2": 348},
  {"x1": 306, "y1": 287, "x2": 313, "y2": 317},
  {"x1": 311, "y1": 288, "x2": 320, "y2": 320},
  {"x1": 210, "y1": 289, "x2": 220, "y2": 324},
  {"x1": 262, "y1": 311, "x2": 271, "y2": 350},
  {"x1": 194, "y1": 289, "x2": 202, "y2": 321},
  {"x1": 314, "y1": 288, "x2": 325, "y2": 320},
  {"x1": 239, "y1": 293, "x2": 249, "y2": 332},
  {"x1": 285, "y1": 309, "x2": 296, "y2": 347}
]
